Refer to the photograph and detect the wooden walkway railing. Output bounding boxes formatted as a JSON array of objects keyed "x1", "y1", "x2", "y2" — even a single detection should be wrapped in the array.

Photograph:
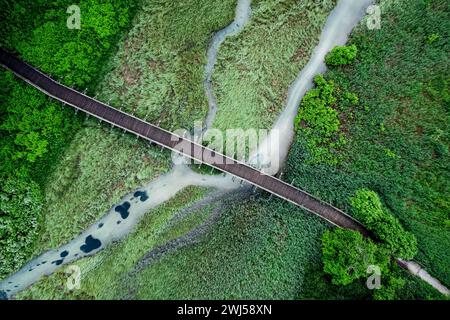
[{"x1": 0, "y1": 48, "x2": 371, "y2": 237}]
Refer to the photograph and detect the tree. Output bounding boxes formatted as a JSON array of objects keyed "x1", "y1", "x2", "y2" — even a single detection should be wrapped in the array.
[
  {"x1": 0, "y1": 80, "x2": 73, "y2": 165},
  {"x1": 322, "y1": 228, "x2": 382, "y2": 285},
  {"x1": 350, "y1": 189, "x2": 418, "y2": 260},
  {"x1": 373, "y1": 274, "x2": 406, "y2": 300}
]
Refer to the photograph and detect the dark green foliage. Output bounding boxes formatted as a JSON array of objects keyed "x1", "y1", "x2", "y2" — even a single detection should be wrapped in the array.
[
  {"x1": 0, "y1": 176, "x2": 44, "y2": 278},
  {"x1": 295, "y1": 75, "x2": 347, "y2": 164},
  {"x1": 320, "y1": 227, "x2": 411, "y2": 300},
  {"x1": 325, "y1": 44, "x2": 357, "y2": 66},
  {"x1": 0, "y1": 0, "x2": 136, "y2": 279},
  {"x1": 350, "y1": 189, "x2": 418, "y2": 260},
  {"x1": 321, "y1": 228, "x2": 381, "y2": 285},
  {"x1": 0, "y1": 0, "x2": 136, "y2": 180},
  {"x1": 0, "y1": 72, "x2": 76, "y2": 171}
]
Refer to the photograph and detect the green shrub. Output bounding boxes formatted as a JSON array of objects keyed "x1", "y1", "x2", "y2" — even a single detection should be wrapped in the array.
[
  {"x1": 0, "y1": 0, "x2": 137, "y2": 277},
  {"x1": 295, "y1": 75, "x2": 344, "y2": 164},
  {"x1": 322, "y1": 228, "x2": 380, "y2": 285},
  {"x1": 325, "y1": 44, "x2": 358, "y2": 66},
  {"x1": 373, "y1": 274, "x2": 406, "y2": 300},
  {"x1": 0, "y1": 175, "x2": 44, "y2": 279},
  {"x1": 350, "y1": 189, "x2": 418, "y2": 260}
]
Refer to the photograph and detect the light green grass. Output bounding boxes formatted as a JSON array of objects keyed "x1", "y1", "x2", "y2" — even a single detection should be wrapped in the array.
[
  {"x1": 96, "y1": 0, "x2": 238, "y2": 131},
  {"x1": 34, "y1": 123, "x2": 171, "y2": 253},
  {"x1": 212, "y1": 0, "x2": 337, "y2": 131}
]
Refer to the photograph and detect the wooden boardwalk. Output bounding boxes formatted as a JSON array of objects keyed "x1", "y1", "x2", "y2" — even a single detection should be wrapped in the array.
[{"x1": 0, "y1": 48, "x2": 370, "y2": 237}]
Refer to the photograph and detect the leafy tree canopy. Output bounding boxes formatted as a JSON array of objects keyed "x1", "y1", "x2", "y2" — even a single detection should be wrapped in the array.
[{"x1": 350, "y1": 189, "x2": 418, "y2": 260}]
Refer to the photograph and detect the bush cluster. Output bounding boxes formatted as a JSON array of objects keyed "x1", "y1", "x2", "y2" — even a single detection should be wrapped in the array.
[
  {"x1": 350, "y1": 189, "x2": 418, "y2": 260},
  {"x1": 325, "y1": 44, "x2": 358, "y2": 66},
  {"x1": 295, "y1": 75, "x2": 344, "y2": 164}
]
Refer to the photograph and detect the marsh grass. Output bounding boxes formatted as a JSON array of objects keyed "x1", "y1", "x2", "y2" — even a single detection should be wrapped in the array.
[
  {"x1": 16, "y1": 186, "x2": 211, "y2": 299},
  {"x1": 96, "y1": 0, "x2": 239, "y2": 131},
  {"x1": 211, "y1": 0, "x2": 337, "y2": 132}
]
